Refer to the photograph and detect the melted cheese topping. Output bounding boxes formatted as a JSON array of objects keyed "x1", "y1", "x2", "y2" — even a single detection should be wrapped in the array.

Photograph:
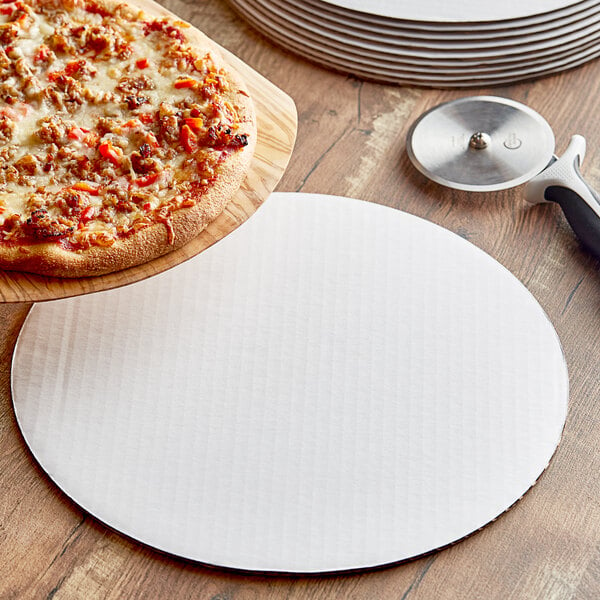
[{"x1": 0, "y1": 0, "x2": 250, "y2": 248}]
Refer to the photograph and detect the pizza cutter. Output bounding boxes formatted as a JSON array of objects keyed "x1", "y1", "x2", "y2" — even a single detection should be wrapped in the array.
[{"x1": 406, "y1": 95, "x2": 600, "y2": 258}]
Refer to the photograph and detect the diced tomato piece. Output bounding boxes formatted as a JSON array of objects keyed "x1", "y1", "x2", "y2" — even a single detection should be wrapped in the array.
[
  {"x1": 0, "y1": 5, "x2": 15, "y2": 15},
  {"x1": 135, "y1": 173, "x2": 159, "y2": 187},
  {"x1": 84, "y1": 1, "x2": 111, "y2": 17},
  {"x1": 68, "y1": 128, "x2": 82, "y2": 141},
  {"x1": 72, "y1": 182, "x2": 100, "y2": 195},
  {"x1": 180, "y1": 124, "x2": 198, "y2": 153},
  {"x1": 136, "y1": 58, "x2": 149, "y2": 69},
  {"x1": 80, "y1": 206, "x2": 95, "y2": 222},
  {"x1": 98, "y1": 141, "x2": 123, "y2": 166},
  {"x1": 64, "y1": 59, "x2": 86, "y2": 76},
  {"x1": 183, "y1": 117, "x2": 203, "y2": 132},
  {"x1": 142, "y1": 202, "x2": 152, "y2": 211},
  {"x1": 145, "y1": 132, "x2": 159, "y2": 149},
  {"x1": 174, "y1": 77, "x2": 197, "y2": 89},
  {"x1": 47, "y1": 70, "x2": 64, "y2": 82},
  {"x1": 48, "y1": 61, "x2": 84, "y2": 82},
  {"x1": 139, "y1": 112, "x2": 155, "y2": 124},
  {"x1": 68, "y1": 126, "x2": 90, "y2": 141}
]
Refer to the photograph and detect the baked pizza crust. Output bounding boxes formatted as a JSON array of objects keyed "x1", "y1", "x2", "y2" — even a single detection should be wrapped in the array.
[
  {"x1": 0, "y1": 0, "x2": 257, "y2": 278},
  {"x1": 0, "y1": 132, "x2": 255, "y2": 276}
]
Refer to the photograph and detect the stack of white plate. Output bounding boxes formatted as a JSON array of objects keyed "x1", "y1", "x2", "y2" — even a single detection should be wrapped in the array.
[{"x1": 228, "y1": 0, "x2": 600, "y2": 87}]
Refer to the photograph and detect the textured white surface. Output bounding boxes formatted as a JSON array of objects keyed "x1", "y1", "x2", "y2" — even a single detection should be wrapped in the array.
[
  {"x1": 230, "y1": 0, "x2": 600, "y2": 86},
  {"x1": 293, "y1": 0, "x2": 599, "y2": 32},
  {"x1": 247, "y1": 0, "x2": 600, "y2": 52},
  {"x1": 318, "y1": 0, "x2": 582, "y2": 22},
  {"x1": 12, "y1": 193, "x2": 569, "y2": 573}
]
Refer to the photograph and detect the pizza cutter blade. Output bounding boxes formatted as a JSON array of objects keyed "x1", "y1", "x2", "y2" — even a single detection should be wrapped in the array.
[{"x1": 406, "y1": 96, "x2": 600, "y2": 259}]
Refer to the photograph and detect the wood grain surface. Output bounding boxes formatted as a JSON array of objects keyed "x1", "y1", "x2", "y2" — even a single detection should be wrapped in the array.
[{"x1": 2, "y1": 0, "x2": 600, "y2": 597}]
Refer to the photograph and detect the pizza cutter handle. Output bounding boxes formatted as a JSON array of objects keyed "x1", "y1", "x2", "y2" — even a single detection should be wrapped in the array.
[{"x1": 526, "y1": 135, "x2": 600, "y2": 259}]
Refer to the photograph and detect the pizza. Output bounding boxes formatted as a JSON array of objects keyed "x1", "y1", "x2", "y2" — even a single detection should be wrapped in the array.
[{"x1": 0, "y1": 0, "x2": 256, "y2": 277}]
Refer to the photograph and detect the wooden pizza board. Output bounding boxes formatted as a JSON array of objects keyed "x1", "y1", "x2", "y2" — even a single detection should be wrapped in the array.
[{"x1": 0, "y1": 4, "x2": 297, "y2": 303}]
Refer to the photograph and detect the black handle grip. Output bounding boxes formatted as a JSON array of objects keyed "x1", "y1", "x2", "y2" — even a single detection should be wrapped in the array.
[{"x1": 545, "y1": 182, "x2": 600, "y2": 258}]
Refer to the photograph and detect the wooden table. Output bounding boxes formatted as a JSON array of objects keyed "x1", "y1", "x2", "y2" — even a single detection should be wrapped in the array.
[{"x1": 2, "y1": 1, "x2": 600, "y2": 597}]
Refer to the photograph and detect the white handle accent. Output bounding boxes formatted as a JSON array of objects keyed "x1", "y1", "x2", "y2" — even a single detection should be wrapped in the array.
[{"x1": 525, "y1": 135, "x2": 600, "y2": 219}]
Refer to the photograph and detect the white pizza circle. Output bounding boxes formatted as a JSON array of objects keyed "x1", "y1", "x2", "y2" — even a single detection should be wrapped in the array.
[
  {"x1": 317, "y1": 0, "x2": 583, "y2": 22},
  {"x1": 12, "y1": 192, "x2": 568, "y2": 572}
]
